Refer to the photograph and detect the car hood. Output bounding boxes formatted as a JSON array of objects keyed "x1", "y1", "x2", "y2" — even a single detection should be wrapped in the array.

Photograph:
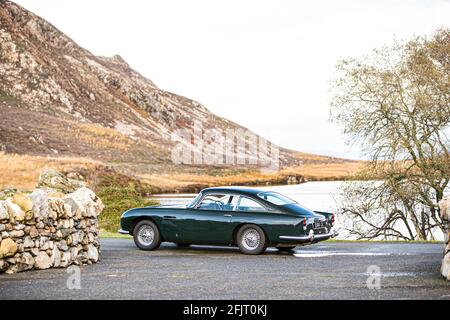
[{"x1": 148, "y1": 204, "x2": 187, "y2": 209}]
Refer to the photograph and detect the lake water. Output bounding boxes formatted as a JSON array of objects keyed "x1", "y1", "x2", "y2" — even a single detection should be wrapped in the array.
[{"x1": 149, "y1": 181, "x2": 444, "y2": 241}]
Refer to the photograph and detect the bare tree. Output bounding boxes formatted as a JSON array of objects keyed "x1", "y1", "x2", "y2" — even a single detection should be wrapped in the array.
[{"x1": 331, "y1": 28, "x2": 450, "y2": 240}]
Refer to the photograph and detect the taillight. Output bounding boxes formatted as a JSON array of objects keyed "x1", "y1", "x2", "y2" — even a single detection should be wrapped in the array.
[
  {"x1": 331, "y1": 214, "x2": 335, "y2": 224},
  {"x1": 303, "y1": 217, "x2": 307, "y2": 226}
]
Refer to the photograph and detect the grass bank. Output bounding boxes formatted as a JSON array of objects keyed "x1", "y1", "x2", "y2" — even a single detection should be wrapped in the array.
[{"x1": 95, "y1": 175, "x2": 158, "y2": 233}]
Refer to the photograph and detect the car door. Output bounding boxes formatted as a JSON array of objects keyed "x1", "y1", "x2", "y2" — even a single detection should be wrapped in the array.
[
  {"x1": 176, "y1": 193, "x2": 238, "y2": 245},
  {"x1": 230, "y1": 195, "x2": 271, "y2": 228}
]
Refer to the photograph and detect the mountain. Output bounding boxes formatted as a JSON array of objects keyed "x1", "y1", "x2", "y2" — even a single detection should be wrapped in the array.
[{"x1": 0, "y1": 0, "x2": 347, "y2": 178}]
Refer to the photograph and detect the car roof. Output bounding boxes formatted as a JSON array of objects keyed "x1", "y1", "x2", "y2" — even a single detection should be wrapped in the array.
[{"x1": 201, "y1": 186, "x2": 267, "y2": 196}]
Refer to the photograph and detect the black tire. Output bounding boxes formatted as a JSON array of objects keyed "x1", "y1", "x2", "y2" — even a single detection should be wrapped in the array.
[
  {"x1": 133, "y1": 220, "x2": 161, "y2": 250},
  {"x1": 176, "y1": 243, "x2": 191, "y2": 247},
  {"x1": 276, "y1": 246, "x2": 296, "y2": 252},
  {"x1": 236, "y1": 224, "x2": 267, "y2": 255}
]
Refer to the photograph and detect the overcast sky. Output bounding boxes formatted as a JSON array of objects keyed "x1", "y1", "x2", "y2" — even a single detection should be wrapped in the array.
[{"x1": 14, "y1": 0, "x2": 450, "y2": 159}]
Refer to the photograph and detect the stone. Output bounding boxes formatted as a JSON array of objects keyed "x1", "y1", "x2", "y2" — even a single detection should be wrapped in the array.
[
  {"x1": 5, "y1": 198, "x2": 25, "y2": 222},
  {"x1": 5, "y1": 265, "x2": 19, "y2": 274},
  {"x1": 60, "y1": 251, "x2": 71, "y2": 268},
  {"x1": 0, "y1": 169, "x2": 103, "y2": 274},
  {"x1": 86, "y1": 244, "x2": 99, "y2": 262},
  {"x1": 9, "y1": 230, "x2": 24, "y2": 238},
  {"x1": 77, "y1": 219, "x2": 86, "y2": 229},
  {"x1": 34, "y1": 251, "x2": 52, "y2": 269},
  {"x1": 60, "y1": 228, "x2": 73, "y2": 238},
  {"x1": 58, "y1": 240, "x2": 68, "y2": 251},
  {"x1": 73, "y1": 231, "x2": 83, "y2": 245},
  {"x1": 0, "y1": 260, "x2": 9, "y2": 272},
  {"x1": 6, "y1": 257, "x2": 16, "y2": 264},
  {"x1": 29, "y1": 189, "x2": 49, "y2": 219},
  {"x1": 0, "y1": 188, "x2": 17, "y2": 200},
  {"x1": 39, "y1": 237, "x2": 50, "y2": 250},
  {"x1": 0, "y1": 202, "x2": 8, "y2": 220},
  {"x1": 11, "y1": 192, "x2": 33, "y2": 218},
  {"x1": 13, "y1": 223, "x2": 25, "y2": 230},
  {"x1": 30, "y1": 248, "x2": 40, "y2": 256},
  {"x1": 0, "y1": 238, "x2": 17, "y2": 258},
  {"x1": 69, "y1": 246, "x2": 78, "y2": 261},
  {"x1": 29, "y1": 226, "x2": 38, "y2": 238},
  {"x1": 50, "y1": 246, "x2": 61, "y2": 268},
  {"x1": 17, "y1": 243, "x2": 24, "y2": 253},
  {"x1": 63, "y1": 203, "x2": 73, "y2": 218},
  {"x1": 65, "y1": 187, "x2": 103, "y2": 218},
  {"x1": 36, "y1": 221, "x2": 44, "y2": 229},
  {"x1": 16, "y1": 252, "x2": 34, "y2": 271},
  {"x1": 23, "y1": 236, "x2": 34, "y2": 248},
  {"x1": 37, "y1": 169, "x2": 85, "y2": 194}
]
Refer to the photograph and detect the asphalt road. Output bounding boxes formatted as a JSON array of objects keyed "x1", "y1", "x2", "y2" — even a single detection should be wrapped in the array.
[{"x1": 0, "y1": 239, "x2": 449, "y2": 300}]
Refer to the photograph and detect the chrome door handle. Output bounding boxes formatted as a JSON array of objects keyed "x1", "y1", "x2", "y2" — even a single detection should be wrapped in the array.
[
  {"x1": 163, "y1": 216, "x2": 177, "y2": 220},
  {"x1": 223, "y1": 214, "x2": 232, "y2": 218}
]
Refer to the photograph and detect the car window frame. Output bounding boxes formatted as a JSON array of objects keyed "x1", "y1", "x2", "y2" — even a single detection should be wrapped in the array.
[
  {"x1": 234, "y1": 195, "x2": 270, "y2": 212},
  {"x1": 194, "y1": 193, "x2": 240, "y2": 211}
]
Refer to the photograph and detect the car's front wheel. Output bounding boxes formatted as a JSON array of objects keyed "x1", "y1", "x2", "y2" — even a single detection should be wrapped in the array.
[
  {"x1": 237, "y1": 224, "x2": 267, "y2": 255},
  {"x1": 133, "y1": 220, "x2": 161, "y2": 250}
]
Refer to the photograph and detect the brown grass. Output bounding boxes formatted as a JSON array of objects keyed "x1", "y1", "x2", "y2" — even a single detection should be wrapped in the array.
[
  {"x1": 0, "y1": 152, "x2": 363, "y2": 193},
  {"x1": 74, "y1": 124, "x2": 132, "y2": 151},
  {"x1": 139, "y1": 162, "x2": 363, "y2": 192},
  {"x1": 0, "y1": 152, "x2": 100, "y2": 190}
]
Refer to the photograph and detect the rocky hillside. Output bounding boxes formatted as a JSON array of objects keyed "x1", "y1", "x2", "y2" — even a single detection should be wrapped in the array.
[{"x1": 0, "y1": 1, "x2": 345, "y2": 174}]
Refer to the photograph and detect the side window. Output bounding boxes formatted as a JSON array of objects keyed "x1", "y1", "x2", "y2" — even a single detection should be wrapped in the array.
[
  {"x1": 197, "y1": 194, "x2": 238, "y2": 211},
  {"x1": 236, "y1": 197, "x2": 267, "y2": 212}
]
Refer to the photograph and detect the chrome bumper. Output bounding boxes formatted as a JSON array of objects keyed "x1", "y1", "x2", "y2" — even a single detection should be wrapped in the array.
[
  {"x1": 118, "y1": 229, "x2": 130, "y2": 235},
  {"x1": 279, "y1": 230, "x2": 339, "y2": 243}
]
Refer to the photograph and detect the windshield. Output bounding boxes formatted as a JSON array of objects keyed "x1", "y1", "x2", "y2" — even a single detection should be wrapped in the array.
[
  {"x1": 188, "y1": 193, "x2": 202, "y2": 207},
  {"x1": 257, "y1": 191, "x2": 297, "y2": 206}
]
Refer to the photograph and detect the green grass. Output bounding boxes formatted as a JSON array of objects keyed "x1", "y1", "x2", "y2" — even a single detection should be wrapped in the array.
[
  {"x1": 96, "y1": 176, "x2": 158, "y2": 233},
  {"x1": 99, "y1": 230, "x2": 132, "y2": 239}
]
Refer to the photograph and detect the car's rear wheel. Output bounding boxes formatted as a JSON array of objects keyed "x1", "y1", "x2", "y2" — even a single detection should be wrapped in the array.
[
  {"x1": 237, "y1": 224, "x2": 267, "y2": 255},
  {"x1": 176, "y1": 243, "x2": 191, "y2": 247},
  {"x1": 133, "y1": 220, "x2": 161, "y2": 250},
  {"x1": 276, "y1": 246, "x2": 296, "y2": 252}
]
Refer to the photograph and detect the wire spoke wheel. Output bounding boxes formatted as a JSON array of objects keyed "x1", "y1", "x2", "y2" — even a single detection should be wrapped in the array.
[
  {"x1": 241, "y1": 228, "x2": 261, "y2": 250},
  {"x1": 237, "y1": 225, "x2": 267, "y2": 255},
  {"x1": 137, "y1": 225, "x2": 155, "y2": 246},
  {"x1": 133, "y1": 220, "x2": 161, "y2": 251}
]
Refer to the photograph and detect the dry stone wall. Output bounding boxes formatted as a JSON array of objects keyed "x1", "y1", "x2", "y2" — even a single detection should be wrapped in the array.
[
  {"x1": 0, "y1": 169, "x2": 104, "y2": 274},
  {"x1": 440, "y1": 195, "x2": 450, "y2": 280}
]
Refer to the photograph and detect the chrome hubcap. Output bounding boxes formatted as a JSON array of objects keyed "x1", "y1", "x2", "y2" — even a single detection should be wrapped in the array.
[
  {"x1": 242, "y1": 228, "x2": 260, "y2": 250},
  {"x1": 138, "y1": 225, "x2": 154, "y2": 245}
]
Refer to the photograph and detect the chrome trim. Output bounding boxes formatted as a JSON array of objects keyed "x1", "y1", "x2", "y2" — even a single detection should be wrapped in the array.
[
  {"x1": 279, "y1": 230, "x2": 338, "y2": 242},
  {"x1": 279, "y1": 235, "x2": 312, "y2": 241},
  {"x1": 118, "y1": 229, "x2": 129, "y2": 235}
]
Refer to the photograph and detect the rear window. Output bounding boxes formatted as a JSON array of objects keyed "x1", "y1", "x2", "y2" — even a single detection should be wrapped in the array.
[{"x1": 257, "y1": 192, "x2": 296, "y2": 206}]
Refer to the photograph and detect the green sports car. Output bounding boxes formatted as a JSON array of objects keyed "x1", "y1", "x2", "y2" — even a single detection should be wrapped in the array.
[{"x1": 119, "y1": 186, "x2": 338, "y2": 255}]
